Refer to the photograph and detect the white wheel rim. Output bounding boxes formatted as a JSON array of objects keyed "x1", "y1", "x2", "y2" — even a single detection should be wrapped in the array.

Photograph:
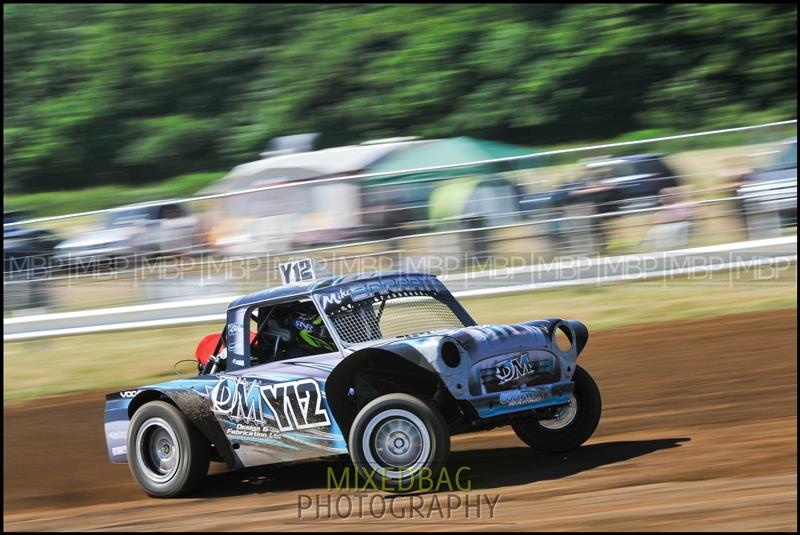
[
  {"x1": 135, "y1": 417, "x2": 180, "y2": 484},
  {"x1": 361, "y1": 409, "x2": 431, "y2": 480},
  {"x1": 538, "y1": 394, "x2": 578, "y2": 430}
]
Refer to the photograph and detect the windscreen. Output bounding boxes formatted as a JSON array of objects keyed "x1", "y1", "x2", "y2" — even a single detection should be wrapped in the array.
[
  {"x1": 610, "y1": 159, "x2": 670, "y2": 177},
  {"x1": 106, "y1": 207, "x2": 151, "y2": 227},
  {"x1": 774, "y1": 142, "x2": 797, "y2": 170},
  {"x1": 327, "y1": 293, "x2": 469, "y2": 345}
]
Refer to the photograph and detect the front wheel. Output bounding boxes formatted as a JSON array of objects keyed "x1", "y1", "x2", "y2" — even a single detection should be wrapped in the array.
[
  {"x1": 127, "y1": 401, "x2": 210, "y2": 498},
  {"x1": 512, "y1": 366, "x2": 601, "y2": 453},
  {"x1": 348, "y1": 393, "x2": 450, "y2": 492}
]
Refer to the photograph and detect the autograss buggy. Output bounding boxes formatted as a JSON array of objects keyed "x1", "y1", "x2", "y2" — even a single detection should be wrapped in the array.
[{"x1": 105, "y1": 260, "x2": 601, "y2": 497}]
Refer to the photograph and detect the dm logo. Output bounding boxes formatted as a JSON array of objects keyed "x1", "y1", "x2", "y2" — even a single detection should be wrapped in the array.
[
  {"x1": 496, "y1": 353, "x2": 554, "y2": 385},
  {"x1": 496, "y1": 354, "x2": 534, "y2": 385}
]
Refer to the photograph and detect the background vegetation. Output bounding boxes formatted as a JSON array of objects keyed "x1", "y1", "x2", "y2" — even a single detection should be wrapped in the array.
[{"x1": 4, "y1": 3, "x2": 797, "y2": 194}]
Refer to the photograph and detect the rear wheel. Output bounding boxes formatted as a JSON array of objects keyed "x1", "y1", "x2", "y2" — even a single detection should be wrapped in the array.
[
  {"x1": 348, "y1": 393, "x2": 450, "y2": 492},
  {"x1": 127, "y1": 401, "x2": 209, "y2": 498},
  {"x1": 512, "y1": 366, "x2": 601, "y2": 452}
]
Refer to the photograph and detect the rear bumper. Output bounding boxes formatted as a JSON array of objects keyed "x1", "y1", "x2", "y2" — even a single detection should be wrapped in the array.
[{"x1": 104, "y1": 395, "x2": 134, "y2": 463}]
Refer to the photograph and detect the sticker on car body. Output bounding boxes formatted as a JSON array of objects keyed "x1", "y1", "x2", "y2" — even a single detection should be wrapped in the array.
[{"x1": 210, "y1": 376, "x2": 331, "y2": 433}]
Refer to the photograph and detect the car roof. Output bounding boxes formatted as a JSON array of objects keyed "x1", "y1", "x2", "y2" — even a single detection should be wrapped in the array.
[
  {"x1": 619, "y1": 153, "x2": 665, "y2": 161},
  {"x1": 593, "y1": 153, "x2": 664, "y2": 163},
  {"x1": 112, "y1": 199, "x2": 185, "y2": 211},
  {"x1": 582, "y1": 153, "x2": 667, "y2": 168},
  {"x1": 228, "y1": 271, "x2": 438, "y2": 310}
]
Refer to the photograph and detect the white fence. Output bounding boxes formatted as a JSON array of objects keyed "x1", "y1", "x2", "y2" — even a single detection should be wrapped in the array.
[{"x1": 4, "y1": 235, "x2": 796, "y2": 341}]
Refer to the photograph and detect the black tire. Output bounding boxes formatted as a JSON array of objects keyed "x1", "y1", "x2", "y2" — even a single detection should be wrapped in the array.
[
  {"x1": 348, "y1": 393, "x2": 450, "y2": 492},
  {"x1": 512, "y1": 366, "x2": 601, "y2": 453},
  {"x1": 127, "y1": 401, "x2": 210, "y2": 498}
]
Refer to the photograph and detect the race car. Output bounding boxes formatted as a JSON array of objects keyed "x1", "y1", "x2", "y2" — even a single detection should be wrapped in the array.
[{"x1": 105, "y1": 259, "x2": 601, "y2": 497}]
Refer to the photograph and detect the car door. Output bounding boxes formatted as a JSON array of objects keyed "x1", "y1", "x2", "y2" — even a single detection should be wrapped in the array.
[{"x1": 206, "y1": 352, "x2": 348, "y2": 467}]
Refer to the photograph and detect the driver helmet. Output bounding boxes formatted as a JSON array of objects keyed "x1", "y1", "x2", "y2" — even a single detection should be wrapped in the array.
[{"x1": 291, "y1": 309, "x2": 336, "y2": 353}]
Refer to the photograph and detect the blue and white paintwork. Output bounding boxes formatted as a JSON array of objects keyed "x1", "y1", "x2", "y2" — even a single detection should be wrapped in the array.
[{"x1": 105, "y1": 271, "x2": 588, "y2": 469}]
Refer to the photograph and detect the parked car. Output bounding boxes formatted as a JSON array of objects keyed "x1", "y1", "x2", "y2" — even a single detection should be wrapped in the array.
[
  {"x1": 105, "y1": 262, "x2": 600, "y2": 497},
  {"x1": 3, "y1": 210, "x2": 61, "y2": 310},
  {"x1": 3, "y1": 210, "x2": 61, "y2": 275},
  {"x1": 521, "y1": 154, "x2": 682, "y2": 253},
  {"x1": 53, "y1": 201, "x2": 202, "y2": 270},
  {"x1": 736, "y1": 137, "x2": 797, "y2": 239}
]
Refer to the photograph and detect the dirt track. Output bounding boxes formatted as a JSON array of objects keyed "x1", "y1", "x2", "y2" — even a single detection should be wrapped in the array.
[{"x1": 4, "y1": 309, "x2": 797, "y2": 531}]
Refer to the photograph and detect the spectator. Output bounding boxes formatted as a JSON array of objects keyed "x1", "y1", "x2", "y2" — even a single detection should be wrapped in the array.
[{"x1": 642, "y1": 186, "x2": 697, "y2": 250}]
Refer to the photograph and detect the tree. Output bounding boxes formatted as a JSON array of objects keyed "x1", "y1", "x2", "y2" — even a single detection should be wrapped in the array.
[{"x1": 3, "y1": 3, "x2": 796, "y2": 193}]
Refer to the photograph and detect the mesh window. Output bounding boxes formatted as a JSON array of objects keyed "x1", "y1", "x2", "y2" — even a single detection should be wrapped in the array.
[{"x1": 329, "y1": 294, "x2": 468, "y2": 344}]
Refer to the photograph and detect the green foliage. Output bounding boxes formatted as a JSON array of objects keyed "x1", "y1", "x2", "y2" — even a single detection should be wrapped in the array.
[
  {"x1": 3, "y1": 4, "x2": 796, "y2": 194},
  {"x1": 3, "y1": 172, "x2": 224, "y2": 217}
]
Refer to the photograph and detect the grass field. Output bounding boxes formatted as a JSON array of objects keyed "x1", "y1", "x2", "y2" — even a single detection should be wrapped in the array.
[{"x1": 4, "y1": 265, "x2": 795, "y2": 404}]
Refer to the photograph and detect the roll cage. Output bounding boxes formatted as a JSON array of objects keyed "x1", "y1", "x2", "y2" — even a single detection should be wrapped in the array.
[
  {"x1": 203, "y1": 272, "x2": 475, "y2": 374},
  {"x1": 201, "y1": 296, "x2": 331, "y2": 375}
]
